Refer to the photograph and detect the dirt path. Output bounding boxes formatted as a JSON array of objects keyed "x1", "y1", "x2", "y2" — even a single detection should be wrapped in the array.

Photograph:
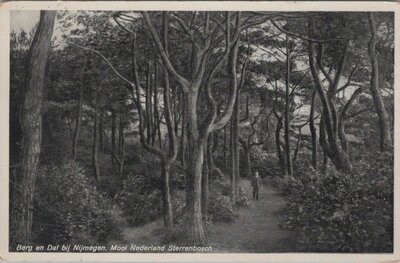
[
  {"x1": 205, "y1": 179, "x2": 296, "y2": 252},
  {"x1": 118, "y1": 179, "x2": 296, "y2": 253}
]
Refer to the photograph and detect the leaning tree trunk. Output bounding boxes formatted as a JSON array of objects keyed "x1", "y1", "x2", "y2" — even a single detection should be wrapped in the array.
[
  {"x1": 14, "y1": 10, "x2": 56, "y2": 245},
  {"x1": 368, "y1": 12, "x2": 392, "y2": 151}
]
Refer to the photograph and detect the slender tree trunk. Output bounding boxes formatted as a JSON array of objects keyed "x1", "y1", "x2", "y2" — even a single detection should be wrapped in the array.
[
  {"x1": 284, "y1": 34, "x2": 293, "y2": 176},
  {"x1": 180, "y1": 94, "x2": 186, "y2": 168},
  {"x1": 99, "y1": 110, "x2": 104, "y2": 152},
  {"x1": 161, "y1": 159, "x2": 173, "y2": 230},
  {"x1": 118, "y1": 114, "x2": 125, "y2": 179},
  {"x1": 233, "y1": 90, "x2": 240, "y2": 194},
  {"x1": 309, "y1": 90, "x2": 318, "y2": 169},
  {"x1": 275, "y1": 118, "x2": 286, "y2": 174},
  {"x1": 322, "y1": 152, "x2": 328, "y2": 174},
  {"x1": 368, "y1": 12, "x2": 392, "y2": 151},
  {"x1": 111, "y1": 110, "x2": 116, "y2": 165},
  {"x1": 72, "y1": 88, "x2": 83, "y2": 159},
  {"x1": 230, "y1": 119, "x2": 237, "y2": 203},
  {"x1": 14, "y1": 10, "x2": 56, "y2": 245},
  {"x1": 224, "y1": 125, "x2": 228, "y2": 170},
  {"x1": 92, "y1": 102, "x2": 100, "y2": 182},
  {"x1": 208, "y1": 133, "x2": 216, "y2": 175},
  {"x1": 201, "y1": 141, "x2": 209, "y2": 219}
]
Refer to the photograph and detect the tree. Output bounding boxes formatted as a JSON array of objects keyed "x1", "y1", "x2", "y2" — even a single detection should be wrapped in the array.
[
  {"x1": 143, "y1": 11, "x2": 266, "y2": 244},
  {"x1": 367, "y1": 12, "x2": 392, "y2": 151},
  {"x1": 13, "y1": 10, "x2": 56, "y2": 244}
]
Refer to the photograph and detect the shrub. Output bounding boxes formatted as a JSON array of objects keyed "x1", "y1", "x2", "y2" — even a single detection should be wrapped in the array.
[
  {"x1": 114, "y1": 173, "x2": 162, "y2": 226},
  {"x1": 250, "y1": 147, "x2": 280, "y2": 178},
  {"x1": 33, "y1": 161, "x2": 123, "y2": 244},
  {"x1": 208, "y1": 194, "x2": 237, "y2": 222},
  {"x1": 279, "y1": 152, "x2": 393, "y2": 252},
  {"x1": 235, "y1": 186, "x2": 249, "y2": 207}
]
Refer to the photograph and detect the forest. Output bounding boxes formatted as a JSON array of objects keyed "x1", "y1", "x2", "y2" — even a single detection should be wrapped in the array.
[{"x1": 9, "y1": 10, "x2": 393, "y2": 253}]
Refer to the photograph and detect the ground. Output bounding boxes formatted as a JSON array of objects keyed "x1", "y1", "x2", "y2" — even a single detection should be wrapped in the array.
[{"x1": 117, "y1": 178, "x2": 297, "y2": 253}]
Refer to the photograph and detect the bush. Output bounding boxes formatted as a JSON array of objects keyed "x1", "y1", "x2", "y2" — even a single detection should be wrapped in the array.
[
  {"x1": 235, "y1": 186, "x2": 249, "y2": 207},
  {"x1": 33, "y1": 161, "x2": 123, "y2": 244},
  {"x1": 250, "y1": 147, "x2": 281, "y2": 178},
  {"x1": 279, "y1": 152, "x2": 393, "y2": 252},
  {"x1": 114, "y1": 173, "x2": 162, "y2": 226},
  {"x1": 208, "y1": 194, "x2": 237, "y2": 222}
]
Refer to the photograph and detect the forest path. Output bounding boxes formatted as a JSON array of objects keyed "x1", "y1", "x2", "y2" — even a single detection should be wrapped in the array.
[
  {"x1": 205, "y1": 179, "x2": 296, "y2": 252},
  {"x1": 118, "y1": 179, "x2": 296, "y2": 252}
]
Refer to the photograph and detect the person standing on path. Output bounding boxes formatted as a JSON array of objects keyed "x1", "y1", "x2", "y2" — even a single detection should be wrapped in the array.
[{"x1": 251, "y1": 171, "x2": 263, "y2": 200}]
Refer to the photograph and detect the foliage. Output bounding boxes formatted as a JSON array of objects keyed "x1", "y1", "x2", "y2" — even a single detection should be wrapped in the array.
[
  {"x1": 115, "y1": 172, "x2": 162, "y2": 226},
  {"x1": 250, "y1": 147, "x2": 280, "y2": 178},
  {"x1": 33, "y1": 161, "x2": 123, "y2": 244},
  {"x1": 235, "y1": 186, "x2": 249, "y2": 207},
  {"x1": 208, "y1": 194, "x2": 238, "y2": 223},
  {"x1": 279, "y1": 152, "x2": 393, "y2": 252}
]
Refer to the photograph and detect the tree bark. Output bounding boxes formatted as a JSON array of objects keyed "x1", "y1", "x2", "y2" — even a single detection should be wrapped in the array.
[
  {"x1": 201, "y1": 141, "x2": 209, "y2": 219},
  {"x1": 308, "y1": 21, "x2": 352, "y2": 173},
  {"x1": 72, "y1": 88, "x2": 83, "y2": 159},
  {"x1": 111, "y1": 110, "x2": 116, "y2": 165},
  {"x1": 368, "y1": 12, "x2": 392, "y2": 151},
  {"x1": 99, "y1": 110, "x2": 104, "y2": 152},
  {"x1": 161, "y1": 159, "x2": 173, "y2": 230},
  {"x1": 14, "y1": 10, "x2": 56, "y2": 244},
  {"x1": 284, "y1": 34, "x2": 293, "y2": 176},
  {"x1": 92, "y1": 100, "x2": 100, "y2": 182},
  {"x1": 309, "y1": 90, "x2": 318, "y2": 169},
  {"x1": 275, "y1": 117, "x2": 286, "y2": 174}
]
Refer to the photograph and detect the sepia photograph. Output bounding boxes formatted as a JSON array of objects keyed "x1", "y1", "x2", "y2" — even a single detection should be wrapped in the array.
[{"x1": 1, "y1": 1, "x2": 398, "y2": 261}]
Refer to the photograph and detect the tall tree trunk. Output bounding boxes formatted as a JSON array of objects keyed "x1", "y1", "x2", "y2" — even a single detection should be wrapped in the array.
[
  {"x1": 368, "y1": 12, "x2": 392, "y2": 151},
  {"x1": 201, "y1": 141, "x2": 209, "y2": 219},
  {"x1": 117, "y1": 114, "x2": 125, "y2": 179},
  {"x1": 161, "y1": 159, "x2": 173, "y2": 230},
  {"x1": 275, "y1": 118, "x2": 286, "y2": 174},
  {"x1": 309, "y1": 90, "x2": 318, "y2": 169},
  {"x1": 14, "y1": 10, "x2": 56, "y2": 244},
  {"x1": 111, "y1": 110, "x2": 116, "y2": 165},
  {"x1": 72, "y1": 88, "x2": 83, "y2": 159},
  {"x1": 186, "y1": 91, "x2": 205, "y2": 244},
  {"x1": 224, "y1": 125, "x2": 228, "y2": 170},
  {"x1": 233, "y1": 90, "x2": 240, "y2": 194},
  {"x1": 99, "y1": 111, "x2": 105, "y2": 152},
  {"x1": 284, "y1": 34, "x2": 293, "y2": 176},
  {"x1": 92, "y1": 102, "x2": 100, "y2": 182},
  {"x1": 208, "y1": 133, "x2": 216, "y2": 175},
  {"x1": 180, "y1": 94, "x2": 186, "y2": 168},
  {"x1": 230, "y1": 119, "x2": 237, "y2": 203}
]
